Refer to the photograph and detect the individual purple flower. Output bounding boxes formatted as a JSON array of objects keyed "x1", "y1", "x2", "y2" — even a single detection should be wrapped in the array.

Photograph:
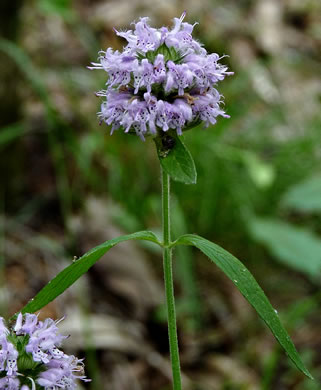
[
  {"x1": 38, "y1": 355, "x2": 88, "y2": 389},
  {"x1": 192, "y1": 92, "x2": 229, "y2": 127},
  {"x1": 144, "y1": 92, "x2": 158, "y2": 134},
  {"x1": 90, "y1": 12, "x2": 232, "y2": 139},
  {"x1": 156, "y1": 100, "x2": 171, "y2": 132},
  {"x1": 98, "y1": 90, "x2": 131, "y2": 134},
  {"x1": 165, "y1": 12, "x2": 204, "y2": 54},
  {"x1": 0, "y1": 336, "x2": 18, "y2": 375},
  {"x1": 0, "y1": 313, "x2": 90, "y2": 389},
  {"x1": 140, "y1": 59, "x2": 154, "y2": 92},
  {"x1": 165, "y1": 61, "x2": 194, "y2": 96},
  {"x1": 171, "y1": 99, "x2": 193, "y2": 135},
  {"x1": 123, "y1": 98, "x2": 150, "y2": 139},
  {"x1": 0, "y1": 377, "x2": 20, "y2": 390},
  {"x1": 14, "y1": 313, "x2": 38, "y2": 336},
  {"x1": 153, "y1": 54, "x2": 166, "y2": 82}
]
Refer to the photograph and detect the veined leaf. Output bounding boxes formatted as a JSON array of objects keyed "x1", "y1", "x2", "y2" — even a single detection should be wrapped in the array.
[
  {"x1": 155, "y1": 133, "x2": 197, "y2": 184},
  {"x1": 15, "y1": 231, "x2": 161, "y2": 317},
  {"x1": 281, "y1": 174, "x2": 321, "y2": 213},
  {"x1": 172, "y1": 234, "x2": 313, "y2": 379},
  {"x1": 247, "y1": 217, "x2": 321, "y2": 278}
]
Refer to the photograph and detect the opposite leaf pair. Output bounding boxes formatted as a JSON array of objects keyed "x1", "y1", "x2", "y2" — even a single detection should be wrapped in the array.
[{"x1": 17, "y1": 228, "x2": 312, "y2": 379}]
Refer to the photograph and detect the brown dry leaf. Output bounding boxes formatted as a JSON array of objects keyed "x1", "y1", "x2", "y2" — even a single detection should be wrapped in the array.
[
  {"x1": 70, "y1": 196, "x2": 163, "y2": 319},
  {"x1": 206, "y1": 354, "x2": 260, "y2": 390},
  {"x1": 59, "y1": 309, "x2": 191, "y2": 387},
  {"x1": 59, "y1": 309, "x2": 146, "y2": 354}
]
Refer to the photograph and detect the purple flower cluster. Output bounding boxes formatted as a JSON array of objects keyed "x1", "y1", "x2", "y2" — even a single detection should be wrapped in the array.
[
  {"x1": 0, "y1": 314, "x2": 90, "y2": 389},
  {"x1": 89, "y1": 12, "x2": 232, "y2": 140}
]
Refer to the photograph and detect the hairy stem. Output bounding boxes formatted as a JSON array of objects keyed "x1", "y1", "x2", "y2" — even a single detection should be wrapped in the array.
[{"x1": 161, "y1": 167, "x2": 182, "y2": 390}]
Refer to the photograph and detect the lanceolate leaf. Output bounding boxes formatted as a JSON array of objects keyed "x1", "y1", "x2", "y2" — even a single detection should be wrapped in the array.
[
  {"x1": 155, "y1": 133, "x2": 197, "y2": 185},
  {"x1": 15, "y1": 231, "x2": 161, "y2": 317},
  {"x1": 172, "y1": 234, "x2": 313, "y2": 379}
]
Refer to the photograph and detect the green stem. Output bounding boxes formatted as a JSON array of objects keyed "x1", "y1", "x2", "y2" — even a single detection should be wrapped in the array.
[{"x1": 161, "y1": 167, "x2": 182, "y2": 390}]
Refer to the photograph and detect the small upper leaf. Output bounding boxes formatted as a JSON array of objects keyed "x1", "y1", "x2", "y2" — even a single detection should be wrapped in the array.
[
  {"x1": 15, "y1": 231, "x2": 160, "y2": 317},
  {"x1": 172, "y1": 234, "x2": 313, "y2": 379},
  {"x1": 155, "y1": 133, "x2": 197, "y2": 184}
]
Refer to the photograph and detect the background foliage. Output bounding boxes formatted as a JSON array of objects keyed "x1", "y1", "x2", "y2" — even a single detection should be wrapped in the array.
[{"x1": 1, "y1": 0, "x2": 320, "y2": 389}]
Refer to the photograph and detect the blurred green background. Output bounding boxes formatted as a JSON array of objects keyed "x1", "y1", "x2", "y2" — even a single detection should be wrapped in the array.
[{"x1": 0, "y1": 0, "x2": 320, "y2": 389}]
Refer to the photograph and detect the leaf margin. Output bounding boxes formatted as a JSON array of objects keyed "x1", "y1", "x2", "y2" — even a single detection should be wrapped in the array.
[
  {"x1": 13, "y1": 231, "x2": 161, "y2": 319},
  {"x1": 171, "y1": 233, "x2": 313, "y2": 379},
  {"x1": 154, "y1": 133, "x2": 197, "y2": 185}
]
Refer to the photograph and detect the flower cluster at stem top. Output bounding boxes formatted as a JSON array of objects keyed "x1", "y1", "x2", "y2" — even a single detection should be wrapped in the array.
[
  {"x1": 89, "y1": 12, "x2": 233, "y2": 140},
  {"x1": 0, "y1": 313, "x2": 90, "y2": 389}
]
